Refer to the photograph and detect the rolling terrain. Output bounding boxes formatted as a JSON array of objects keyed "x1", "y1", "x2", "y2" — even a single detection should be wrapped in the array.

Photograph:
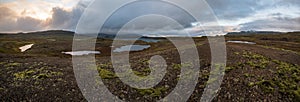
[{"x1": 0, "y1": 31, "x2": 299, "y2": 101}]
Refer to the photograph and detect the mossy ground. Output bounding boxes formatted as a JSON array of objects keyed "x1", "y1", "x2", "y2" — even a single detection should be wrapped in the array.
[
  {"x1": 224, "y1": 50, "x2": 300, "y2": 101},
  {"x1": 0, "y1": 31, "x2": 299, "y2": 101}
]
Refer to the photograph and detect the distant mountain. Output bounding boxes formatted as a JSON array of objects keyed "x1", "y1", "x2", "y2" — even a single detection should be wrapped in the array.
[
  {"x1": 98, "y1": 33, "x2": 144, "y2": 39},
  {"x1": 1, "y1": 30, "x2": 297, "y2": 38},
  {"x1": 0, "y1": 30, "x2": 74, "y2": 35},
  {"x1": 227, "y1": 30, "x2": 284, "y2": 35}
]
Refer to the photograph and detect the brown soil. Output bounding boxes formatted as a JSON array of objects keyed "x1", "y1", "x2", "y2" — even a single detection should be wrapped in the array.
[{"x1": 0, "y1": 31, "x2": 299, "y2": 101}]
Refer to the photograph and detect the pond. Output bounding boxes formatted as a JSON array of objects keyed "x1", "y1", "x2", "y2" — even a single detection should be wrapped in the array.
[
  {"x1": 19, "y1": 44, "x2": 34, "y2": 52},
  {"x1": 139, "y1": 38, "x2": 160, "y2": 43},
  {"x1": 62, "y1": 51, "x2": 101, "y2": 56},
  {"x1": 113, "y1": 45, "x2": 151, "y2": 52},
  {"x1": 114, "y1": 38, "x2": 160, "y2": 43},
  {"x1": 227, "y1": 41, "x2": 256, "y2": 44}
]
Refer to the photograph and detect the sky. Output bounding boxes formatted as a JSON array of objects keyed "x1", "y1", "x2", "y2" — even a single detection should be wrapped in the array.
[{"x1": 0, "y1": 0, "x2": 299, "y2": 34}]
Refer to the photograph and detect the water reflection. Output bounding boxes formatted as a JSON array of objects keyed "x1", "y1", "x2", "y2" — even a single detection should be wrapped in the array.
[
  {"x1": 113, "y1": 45, "x2": 150, "y2": 52},
  {"x1": 19, "y1": 44, "x2": 34, "y2": 52},
  {"x1": 227, "y1": 41, "x2": 256, "y2": 44},
  {"x1": 62, "y1": 51, "x2": 101, "y2": 56}
]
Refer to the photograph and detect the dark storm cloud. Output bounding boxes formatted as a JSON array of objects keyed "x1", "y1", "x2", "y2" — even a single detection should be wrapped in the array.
[
  {"x1": 100, "y1": 0, "x2": 197, "y2": 34},
  {"x1": 50, "y1": 1, "x2": 86, "y2": 30},
  {"x1": 51, "y1": 7, "x2": 71, "y2": 28}
]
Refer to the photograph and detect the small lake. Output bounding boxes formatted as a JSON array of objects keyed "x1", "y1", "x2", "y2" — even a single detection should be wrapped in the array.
[
  {"x1": 114, "y1": 38, "x2": 160, "y2": 43},
  {"x1": 62, "y1": 51, "x2": 101, "y2": 56},
  {"x1": 227, "y1": 41, "x2": 256, "y2": 44},
  {"x1": 19, "y1": 44, "x2": 34, "y2": 52},
  {"x1": 113, "y1": 45, "x2": 151, "y2": 52},
  {"x1": 139, "y1": 38, "x2": 160, "y2": 43}
]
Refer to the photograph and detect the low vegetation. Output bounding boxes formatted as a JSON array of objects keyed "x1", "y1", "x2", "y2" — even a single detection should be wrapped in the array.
[
  {"x1": 0, "y1": 31, "x2": 299, "y2": 101},
  {"x1": 226, "y1": 51, "x2": 300, "y2": 101}
]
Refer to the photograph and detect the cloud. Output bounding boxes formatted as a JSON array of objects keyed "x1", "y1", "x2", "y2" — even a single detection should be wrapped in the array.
[
  {"x1": 99, "y1": 0, "x2": 197, "y2": 34},
  {"x1": 239, "y1": 17, "x2": 300, "y2": 32},
  {"x1": 0, "y1": 6, "x2": 45, "y2": 32},
  {"x1": 50, "y1": 7, "x2": 71, "y2": 28},
  {"x1": 205, "y1": 0, "x2": 300, "y2": 32},
  {"x1": 206, "y1": 0, "x2": 261, "y2": 20},
  {"x1": 50, "y1": 1, "x2": 87, "y2": 30},
  {"x1": 80, "y1": 0, "x2": 300, "y2": 34},
  {"x1": 77, "y1": 0, "x2": 222, "y2": 35},
  {"x1": 0, "y1": 6, "x2": 17, "y2": 19},
  {"x1": 0, "y1": 0, "x2": 299, "y2": 33},
  {"x1": 206, "y1": 0, "x2": 300, "y2": 20},
  {"x1": 16, "y1": 17, "x2": 45, "y2": 31},
  {"x1": 0, "y1": 0, "x2": 86, "y2": 33},
  {"x1": 0, "y1": 6, "x2": 18, "y2": 32}
]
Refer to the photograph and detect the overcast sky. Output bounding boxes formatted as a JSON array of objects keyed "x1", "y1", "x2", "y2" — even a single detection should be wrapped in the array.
[{"x1": 0, "y1": 0, "x2": 299, "y2": 34}]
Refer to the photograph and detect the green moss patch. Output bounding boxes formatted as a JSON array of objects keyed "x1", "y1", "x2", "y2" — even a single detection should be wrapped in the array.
[
  {"x1": 242, "y1": 51, "x2": 270, "y2": 69},
  {"x1": 98, "y1": 68, "x2": 117, "y2": 79},
  {"x1": 227, "y1": 51, "x2": 300, "y2": 100},
  {"x1": 13, "y1": 67, "x2": 63, "y2": 80},
  {"x1": 137, "y1": 87, "x2": 168, "y2": 97}
]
